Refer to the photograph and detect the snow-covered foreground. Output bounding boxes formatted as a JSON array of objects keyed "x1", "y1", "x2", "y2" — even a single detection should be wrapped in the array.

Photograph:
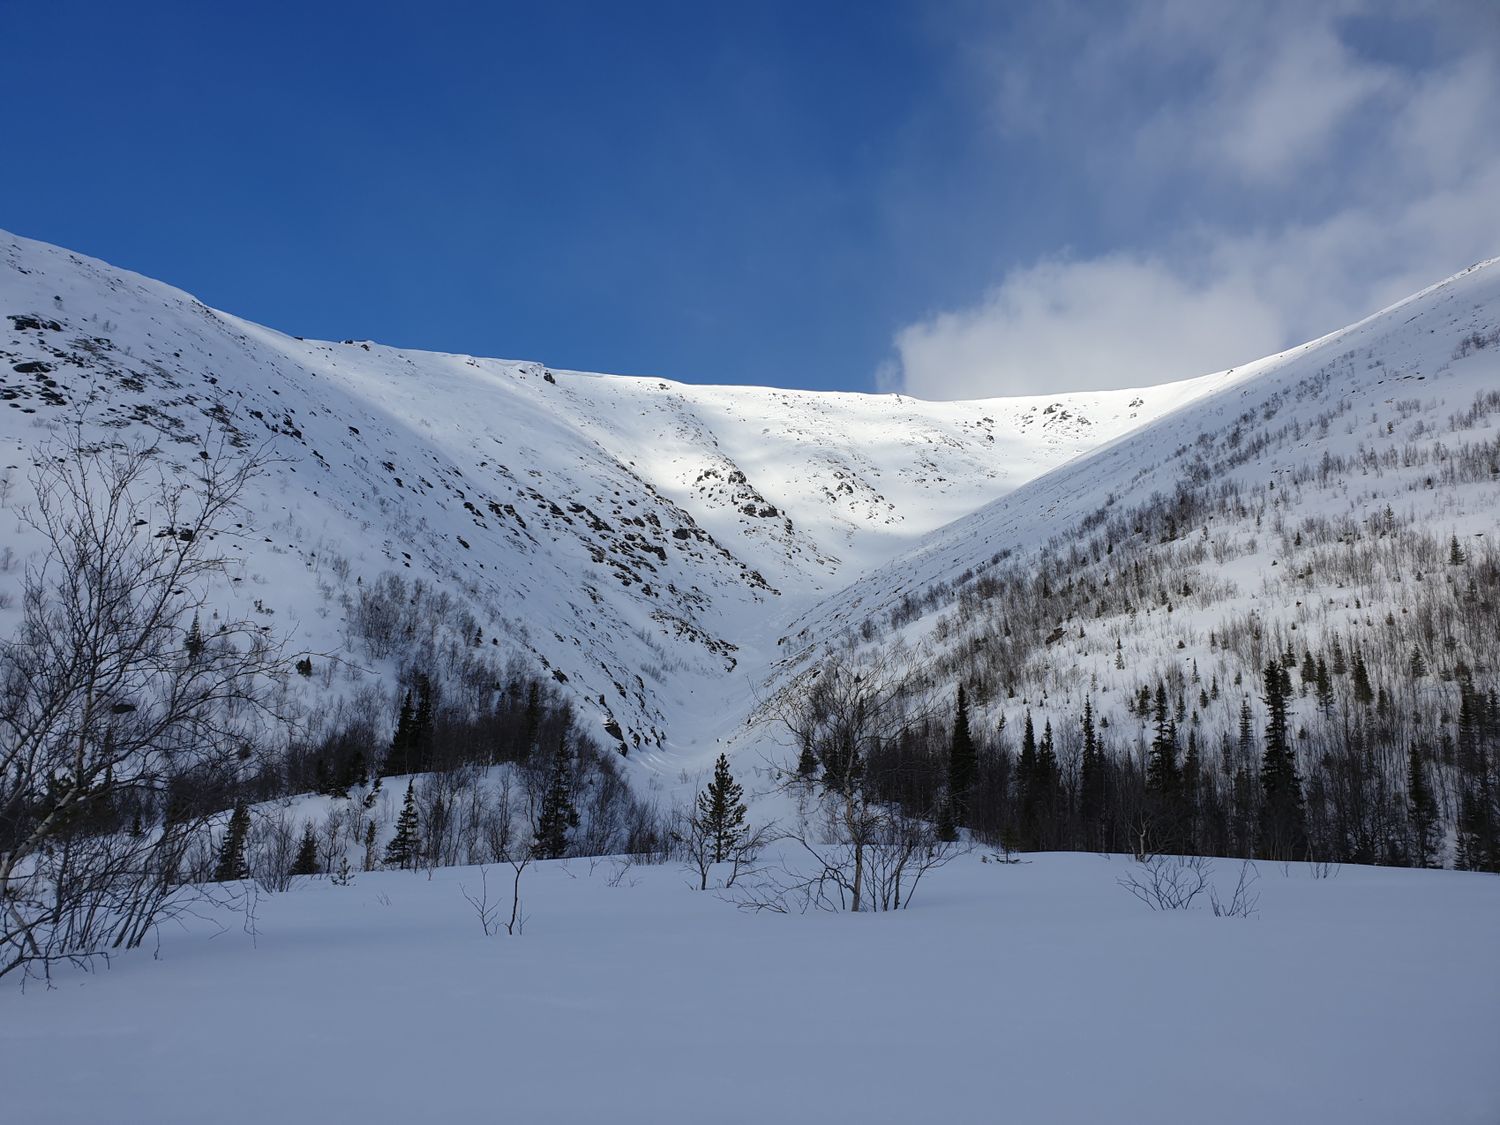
[{"x1": 2, "y1": 853, "x2": 1496, "y2": 1124}]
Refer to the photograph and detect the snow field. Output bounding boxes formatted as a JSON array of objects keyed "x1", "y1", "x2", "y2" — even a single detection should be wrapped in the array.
[{"x1": 1, "y1": 849, "x2": 1496, "y2": 1125}]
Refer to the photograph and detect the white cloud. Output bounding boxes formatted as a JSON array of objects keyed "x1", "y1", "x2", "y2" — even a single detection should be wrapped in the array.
[
  {"x1": 889, "y1": 1, "x2": 1500, "y2": 400},
  {"x1": 887, "y1": 254, "x2": 1282, "y2": 398}
]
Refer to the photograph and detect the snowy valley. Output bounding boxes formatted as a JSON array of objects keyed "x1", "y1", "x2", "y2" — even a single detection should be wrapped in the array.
[{"x1": 1, "y1": 233, "x2": 1498, "y2": 1124}]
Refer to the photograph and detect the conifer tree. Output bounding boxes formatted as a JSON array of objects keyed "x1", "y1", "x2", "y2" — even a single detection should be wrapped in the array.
[
  {"x1": 946, "y1": 685, "x2": 978, "y2": 826},
  {"x1": 1409, "y1": 646, "x2": 1427, "y2": 679},
  {"x1": 411, "y1": 674, "x2": 435, "y2": 773},
  {"x1": 1079, "y1": 699, "x2": 1106, "y2": 849},
  {"x1": 1258, "y1": 659, "x2": 1307, "y2": 861},
  {"x1": 1183, "y1": 727, "x2": 1202, "y2": 851},
  {"x1": 1299, "y1": 650, "x2": 1317, "y2": 688},
  {"x1": 695, "y1": 754, "x2": 748, "y2": 863},
  {"x1": 1407, "y1": 744, "x2": 1441, "y2": 868},
  {"x1": 383, "y1": 781, "x2": 420, "y2": 869},
  {"x1": 1237, "y1": 697, "x2": 1255, "y2": 762},
  {"x1": 1016, "y1": 711, "x2": 1040, "y2": 848},
  {"x1": 1147, "y1": 683, "x2": 1185, "y2": 850},
  {"x1": 795, "y1": 733, "x2": 820, "y2": 780},
  {"x1": 1315, "y1": 657, "x2": 1334, "y2": 716},
  {"x1": 382, "y1": 691, "x2": 417, "y2": 777},
  {"x1": 185, "y1": 611, "x2": 206, "y2": 662},
  {"x1": 1147, "y1": 684, "x2": 1182, "y2": 795},
  {"x1": 1351, "y1": 651, "x2": 1375, "y2": 706},
  {"x1": 532, "y1": 746, "x2": 579, "y2": 860},
  {"x1": 339, "y1": 748, "x2": 367, "y2": 794},
  {"x1": 291, "y1": 821, "x2": 320, "y2": 876},
  {"x1": 213, "y1": 801, "x2": 252, "y2": 882},
  {"x1": 524, "y1": 681, "x2": 542, "y2": 751},
  {"x1": 1455, "y1": 768, "x2": 1497, "y2": 873}
]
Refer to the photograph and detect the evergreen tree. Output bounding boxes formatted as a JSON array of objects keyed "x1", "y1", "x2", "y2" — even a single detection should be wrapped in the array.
[
  {"x1": 291, "y1": 821, "x2": 321, "y2": 876},
  {"x1": 532, "y1": 746, "x2": 579, "y2": 860},
  {"x1": 1407, "y1": 744, "x2": 1441, "y2": 869},
  {"x1": 1259, "y1": 659, "x2": 1307, "y2": 861},
  {"x1": 339, "y1": 748, "x2": 367, "y2": 794},
  {"x1": 411, "y1": 674, "x2": 435, "y2": 773},
  {"x1": 1016, "y1": 711, "x2": 1040, "y2": 848},
  {"x1": 383, "y1": 781, "x2": 420, "y2": 869},
  {"x1": 1449, "y1": 534, "x2": 1466, "y2": 565},
  {"x1": 795, "y1": 734, "x2": 820, "y2": 781},
  {"x1": 1237, "y1": 698, "x2": 1254, "y2": 762},
  {"x1": 946, "y1": 685, "x2": 978, "y2": 826},
  {"x1": 695, "y1": 754, "x2": 749, "y2": 863},
  {"x1": 213, "y1": 801, "x2": 251, "y2": 882},
  {"x1": 1351, "y1": 650, "x2": 1375, "y2": 706},
  {"x1": 185, "y1": 611, "x2": 206, "y2": 661},
  {"x1": 1409, "y1": 646, "x2": 1427, "y2": 680},
  {"x1": 1079, "y1": 700, "x2": 1106, "y2": 849},
  {"x1": 524, "y1": 681, "x2": 542, "y2": 751},
  {"x1": 1147, "y1": 684, "x2": 1181, "y2": 796},
  {"x1": 383, "y1": 676, "x2": 436, "y2": 777},
  {"x1": 1315, "y1": 657, "x2": 1334, "y2": 716},
  {"x1": 1455, "y1": 766, "x2": 1498, "y2": 873},
  {"x1": 382, "y1": 691, "x2": 417, "y2": 777},
  {"x1": 1183, "y1": 728, "x2": 1202, "y2": 851},
  {"x1": 1299, "y1": 650, "x2": 1317, "y2": 688},
  {"x1": 1026, "y1": 720, "x2": 1061, "y2": 851},
  {"x1": 1146, "y1": 683, "x2": 1186, "y2": 850}
]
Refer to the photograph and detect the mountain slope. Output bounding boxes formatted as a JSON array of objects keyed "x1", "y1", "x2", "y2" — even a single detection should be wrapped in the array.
[
  {"x1": 744, "y1": 253, "x2": 1500, "y2": 862},
  {"x1": 777, "y1": 255, "x2": 1500, "y2": 667},
  {"x1": 0, "y1": 230, "x2": 1217, "y2": 758}
]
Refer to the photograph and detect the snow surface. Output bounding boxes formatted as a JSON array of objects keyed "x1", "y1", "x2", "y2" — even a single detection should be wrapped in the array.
[
  {"x1": 0, "y1": 851, "x2": 1495, "y2": 1124},
  {"x1": 0, "y1": 229, "x2": 1225, "y2": 763},
  {"x1": 753, "y1": 254, "x2": 1500, "y2": 753},
  {"x1": 4, "y1": 234, "x2": 1500, "y2": 1124}
]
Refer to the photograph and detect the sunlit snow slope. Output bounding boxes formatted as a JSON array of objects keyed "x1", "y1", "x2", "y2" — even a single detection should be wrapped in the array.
[
  {"x1": 757, "y1": 254, "x2": 1500, "y2": 746},
  {"x1": 0, "y1": 231, "x2": 1218, "y2": 759}
]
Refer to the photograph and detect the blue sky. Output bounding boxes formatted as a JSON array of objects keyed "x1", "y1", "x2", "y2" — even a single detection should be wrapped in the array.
[{"x1": 4, "y1": 1, "x2": 1498, "y2": 397}]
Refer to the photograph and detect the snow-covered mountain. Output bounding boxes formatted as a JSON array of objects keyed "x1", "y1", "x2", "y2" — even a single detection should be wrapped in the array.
[
  {"x1": 4, "y1": 230, "x2": 1498, "y2": 800},
  {"x1": 747, "y1": 253, "x2": 1500, "y2": 830},
  {"x1": 0, "y1": 230, "x2": 1223, "y2": 759}
]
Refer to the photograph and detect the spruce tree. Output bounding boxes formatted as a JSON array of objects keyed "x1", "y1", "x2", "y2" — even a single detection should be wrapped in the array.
[
  {"x1": 213, "y1": 801, "x2": 252, "y2": 882},
  {"x1": 382, "y1": 691, "x2": 417, "y2": 777},
  {"x1": 411, "y1": 674, "x2": 435, "y2": 773},
  {"x1": 524, "y1": 681, "x2": 542, "y2": 751},
  {"x1": 1409, "y1": 646, "x2": 1427, "y2": 680},
  {"x1": 291, "y1": 821, "x2": 321, "y2": 876},
  {"x1": 1147, "y1": 683, "x2": 1185, "y2": 851},
  {"x1": 1079, "y1": 699, "x2": 1106, "y2": 849},
  {"x1": 1258, "y1": 659, "x2": 1307, "y2": 861},
  {"x1": 1407, "y1": 744, "x2": 1441, "y2": 869},
  {"x1": 185, "y1": 611, "x2": 206, "y2": 661},
  {"x1": 1351, "y1": 651, "x2": 1375, "y2": 706},
  {"x1": 1016, "y1": 711, "x2": 1040, "y2": 849},
  {"x1": 532, "y1": 746, "x2": 579, "y2": 860},
  {"x1": 1237, "y1": 698, "x2": 1255, "y2": 762},
  {"x1": 795, "y1": 734, "x2": 820, "y2": 780},
  {"x1": 383, "y1": 781, "x2": 420, "y2": 869},
  {"x1": 1315, "y1": 657, "x2": 1334, "y2": 716},
  {"x1": 695, "y1": 754, "x2": 749, "y2": 863},
  {"x1": 1299, "y1": 650, "x2": 1317, "y2": 688},
  {"x1": 946, "y1": 685, "x2": 978, "y2": 826},
  {"x1": 1147, "y1": 684, "x2": 1181, "y2": 795}
]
